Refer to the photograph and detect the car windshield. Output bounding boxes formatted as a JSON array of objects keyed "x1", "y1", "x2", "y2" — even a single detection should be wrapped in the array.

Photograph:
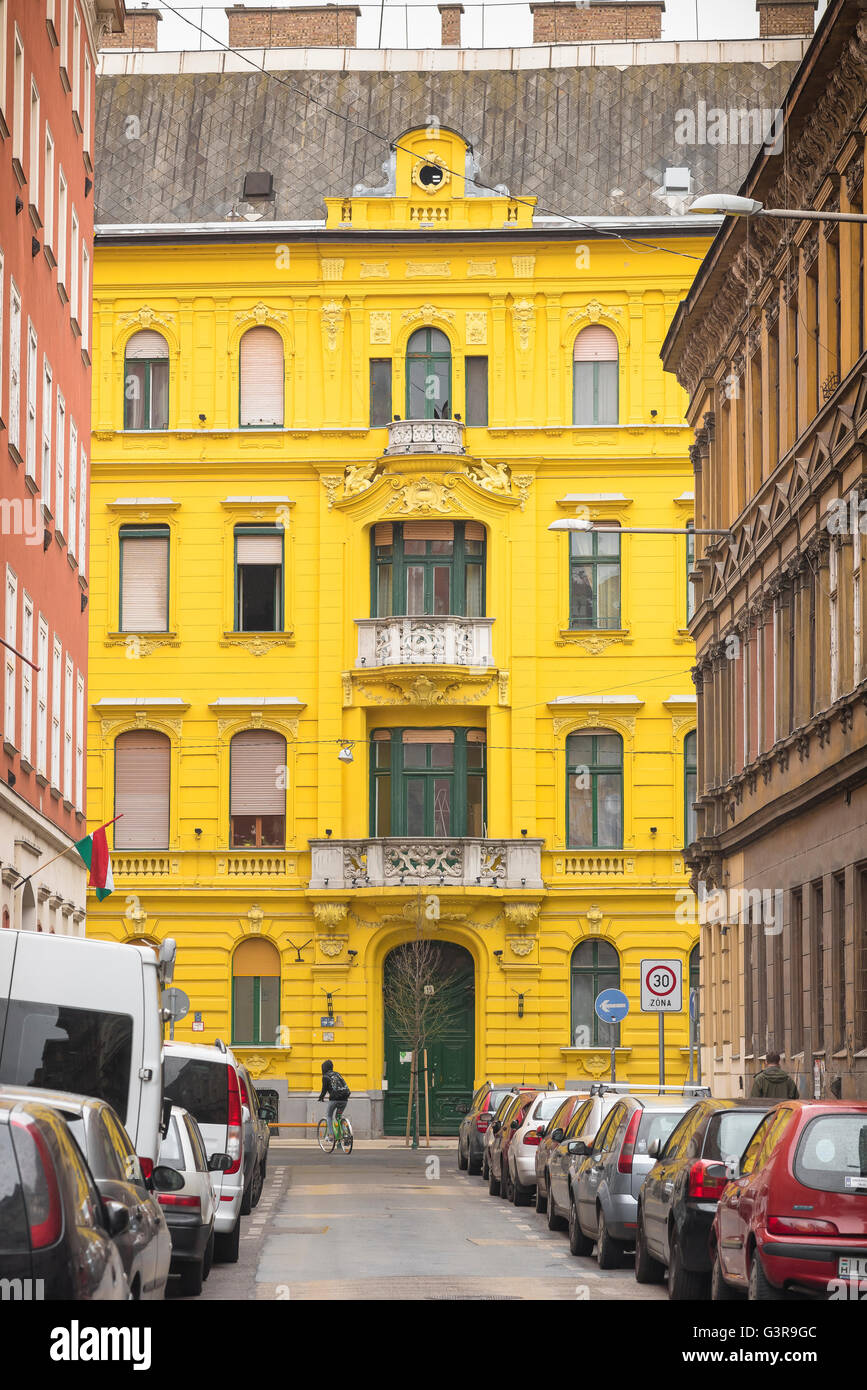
[
  {"x1": 636, "y1": 1109, "x2": 684, "y2": 1156},
  {"x1": 794, "y1": 1114, "x2": 867, "y2": 1194},
  {"x1": 164, "y1": 1056, "x2": 228, "y2": 1127},
  {"x1": 158, "y1": 1116, "x2": 187, "y2": 1172},
  {"x1": 487, "y1": 1088, "x2": 512, "y2": 1112},
  {"x1": 533, "y1": 1095, "x2": 567, "y2": 1121},
  {"x1": 703, "y1": 1109, "x2": 768, "y2": 1162},
  {"x1": 0, "y1": 999, "x2": 133, "y2": 1125}
]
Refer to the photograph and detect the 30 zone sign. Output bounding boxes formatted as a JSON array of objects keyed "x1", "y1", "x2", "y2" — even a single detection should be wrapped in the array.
[{"x1": 640, "y1": 959, "x2": 682, "y2": 1012}]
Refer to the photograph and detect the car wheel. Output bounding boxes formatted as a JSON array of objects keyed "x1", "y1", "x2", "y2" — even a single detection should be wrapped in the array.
[
  {"x1": 488, "y1": 1160, "x2": 501, "y2": 1197},
  {"x1": 458, "y1": 1138, "x2": 469, "y2": 1172},
  {"x1": 252, "y1": 1162, "x2": 265, "y2": 1208},
  {"x1": 596, "y1": 1209, "x2": 624, "y2": 1270},
  {"x1": 240, "y1": 1177, "x2": 252, "y2": 1216},
  {"x1": 215, "y1": 1216, "x2": 241, "y2": 1265},
  {"x1": 178, "y1": 1257, "x2": 204, "y2": 1297},
  {"x1": 634, "y1": 1212, "x2": 665, "y2": 1284},
  {"x1": 500, "y1": 1163, "x2": 512, "y2": 1201},
  {"x1": 667, "y1": 1231, "x2": 710, "y2": 1300},
  {"x1": 468, "y1": 1146, "x2": 482, "y2": 1177},
  {"x1": 512, "y1": 1173, "x2": 531, "y2": 1207},
  {"x1": 482, "y1": 1154, "x2": 490, "y2": 1181},
  {"x1": 711, "y1": 1250, "x2": 743, "y2": 1301},
  {"x1": 535, "y1": 1173, "x2": 548, "y2": 1215},
  {"x1": 202, "y1": 1227, "x2": 215, "y2": 1281},
  {"x1": 748, "y1": 1250, "x2": 785, "y2": 1301},
  {"x1": 569, "y1": 1195, "x2": 595, "y2": 1257},
  {"x1": 547, "y1": 1185, "x2": 567, "y2": 1232}
]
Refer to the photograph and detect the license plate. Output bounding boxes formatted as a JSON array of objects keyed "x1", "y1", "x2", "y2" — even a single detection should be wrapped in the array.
[{"x1": 838, "y1": 1257, "x2": 867, "y2": 1279}]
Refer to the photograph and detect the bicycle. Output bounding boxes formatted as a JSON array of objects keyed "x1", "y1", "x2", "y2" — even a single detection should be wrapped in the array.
[{"x1": 317, "y1": 1109, "x2": 354, "y2": 1154}]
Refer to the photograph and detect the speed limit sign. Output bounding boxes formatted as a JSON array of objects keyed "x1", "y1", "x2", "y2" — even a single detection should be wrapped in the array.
[{"x1": 640, "y1": 959, "x2": 682, "y2": 1012}]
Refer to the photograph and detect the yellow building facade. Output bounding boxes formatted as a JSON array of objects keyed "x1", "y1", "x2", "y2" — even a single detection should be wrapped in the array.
[{"x1": 87, "y1": 127, "x2": 707, "y2": 1133}]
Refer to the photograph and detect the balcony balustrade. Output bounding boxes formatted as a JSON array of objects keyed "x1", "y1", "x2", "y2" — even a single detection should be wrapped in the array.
[
  {"x1": 355, "y1": 615, "x2": 494, "y2": 668},
  {"x1": 309, "y1": 837, "x2": 543, "y2": 890},
  {"x1": 384, "y1": 419, "x2": 465, "y2": 455}
]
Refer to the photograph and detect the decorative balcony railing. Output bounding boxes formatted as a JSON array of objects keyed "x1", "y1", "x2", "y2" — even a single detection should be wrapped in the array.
[
  {"x1": 223, "y1": 853, "x2": 291, "y2": 878},
  {"x1": 112, "y1": 854, "x2": 175, "y2": 878},
  {"x1": 384, "y1": 419, "x2": 465, "y2": 456},
  {"x1": 355, "y1": 615, "x2": 495, "y2": 668},
  {"x1": 561, "y1": 852, "x2": 628, "y2": 876},
  {"x1": 309, "y1": 837, "x2": 543, "y2": 890}
]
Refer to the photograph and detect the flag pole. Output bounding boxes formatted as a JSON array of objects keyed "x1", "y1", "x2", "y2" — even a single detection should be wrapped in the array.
[{"x1": 10, "y1": 815, "x2": 123, "y2": 891}]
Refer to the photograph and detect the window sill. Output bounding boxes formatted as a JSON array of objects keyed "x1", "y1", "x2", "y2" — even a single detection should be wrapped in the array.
[
  {"x1": 46, "y1": 18, "x2": 59, "y2": 46},
  {"x1": 59, "y1": 66, "x2": 71, "y2": 95},
  {"x1": 558, "y1": 627, "x2": 631, "y2": 645},
  {"x1": 108, "y1": 630, "x2": 176, "y2": 641},
  {"x1": 49, "y1": 785, "x2": 62, "y2": 801},
  {"x1": 8, "y1": 442, "x2": 23, "y2": 466},
  {"x1": 70, "y1": 317, "x2": 81, "y2": 340},
  {"x1": 34, "y1": 772, "x2": 49, "y2": 787},
  {"x1": 57, "y1": 283, "x2": 69, "y2": 307},
  {"x1": 24, "y1": 473, "x2": 39, "y2": 496},
  {"x1": 11, "y1": 157, "x2": 25, "y2": 188},
  {"x1": 28, "y1": 204, "x2": 43, "y2": 231},
  {"x1": 54, "y1": 528, "x2": 66, "y2": 548},
  {"x1": 43, "y1": 245, "x2": 57, "y2": 271},
  {"x1": 3, "y1": 740, "x2": 18, "y2": 758},
  {"x1": 560, "y1": 1046, "x2": 632, "y2": 1055},
  {"x1": 80, "y1": 347, "x2": 91, "y2": 368},
  {"x1": 19, "y1": 757, "x2": 34, "y2": 774}
]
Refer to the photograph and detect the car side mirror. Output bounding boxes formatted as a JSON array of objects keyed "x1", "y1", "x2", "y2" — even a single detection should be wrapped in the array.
[
  {"x1": 491, "y1": 1121, "x2": 501, "y2": 1135},
  {"x1": 208, "y1": 1152, "x2": 233, "y2": 1173},
  {"x1": 152, "y1": 1165, "x2": 184, "y2": 1192},
  {"x1": 725, "y1": 1156, "x2": 740, "y2": 1180},
  {"x1": 510, "y1": 1118, "x2": 520, "y2": 1130},
  {"x1": 647, "y1": 1138, "x2": 661, "y2": 1159},
  {"x1": 102, "y1": 1198, "x2": 131, "y2": 1238},
  {"x1": 551, "y1": 1128, "x2": 564, "y2": 1144},
  {"x1": 537, "y1": 1125, "x2": 547, "y2": 1139},
  {"x1": 567, "y1": 1140, "x2": 588, "y2": 1156}
]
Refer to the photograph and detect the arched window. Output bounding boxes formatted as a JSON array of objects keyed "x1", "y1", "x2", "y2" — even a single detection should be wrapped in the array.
[
  {"x1": 406, "y1": 327, "x2": 451, "y2": 420},
  {"x1": 571, "y1": 939, "x2": 620, "y2": 1046},
  {"x1": 239, "y1": 327, "x2": 284, "y2": 428},
  {"x1": 684, "y1": 731, "x2": 697, "y2": 847},
  {"x1": 114, "y1": 730, "x2": 170, "y2": 848},
  {"x1": 566, "y1": 731, "x2": 623, "y2": 848},
  {"x1": 573, "y1": 326, "x2": 618, "y2": 426},
  {"x1": 230, "y1": 730, "x2": 286, "y2": 848},
  {"x1": 124, "y1": 330, "x2": 169, "y2": 430},
  {"x1": 233, "y1": 938, "x2": 281, "y2": 1046}
]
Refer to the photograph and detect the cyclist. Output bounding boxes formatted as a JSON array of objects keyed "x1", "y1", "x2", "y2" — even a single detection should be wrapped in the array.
[{"x1": 318, "y1": 1060, "x2": 351, "y2": 1140}]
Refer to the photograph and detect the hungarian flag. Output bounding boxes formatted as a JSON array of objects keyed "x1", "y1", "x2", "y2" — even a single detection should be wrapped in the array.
[{"x1": 75, "y1": 826, "x2": 115, "y2": 901}]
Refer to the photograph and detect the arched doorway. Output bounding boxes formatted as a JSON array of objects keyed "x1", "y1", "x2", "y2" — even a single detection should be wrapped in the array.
[{"x1": 382, "y1": 940, "x2": 474, "y2": 1136}]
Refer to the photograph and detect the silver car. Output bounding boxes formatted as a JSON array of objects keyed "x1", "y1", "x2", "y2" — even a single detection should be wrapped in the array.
[
  {"x1": 544, "y1": 1091, "x2": 625, "y2": 1232},
  {"x1": 569, "y1": 1095, "x2": 696, "y2": 1267},
  {"x1": 505, "y1": 1091, "x2": 583, "y2": 1206}
]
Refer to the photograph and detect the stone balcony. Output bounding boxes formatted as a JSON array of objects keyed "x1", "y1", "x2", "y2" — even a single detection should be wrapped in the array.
[
  {"x1": 355, "y1": 615, "x2": 494, "y2": 668},
  {"x1": 309, "y1": 837, "x2": 544, "y2": 890},
  {"x1": 384, "y1": 419, "x2": 465, "y2": 456}
]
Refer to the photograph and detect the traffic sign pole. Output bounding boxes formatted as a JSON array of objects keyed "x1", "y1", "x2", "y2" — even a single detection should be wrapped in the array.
[{"x1": 659, "y1": 1013, "x2": 665, "y2": 1088}]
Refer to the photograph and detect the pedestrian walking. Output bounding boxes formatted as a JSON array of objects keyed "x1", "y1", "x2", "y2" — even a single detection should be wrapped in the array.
[{"x1": 750, "y1": 1051, "x2": 799, "y2": 1099}]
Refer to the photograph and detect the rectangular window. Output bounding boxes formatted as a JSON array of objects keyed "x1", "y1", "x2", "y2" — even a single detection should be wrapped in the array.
[
  {"x1": 566, "y1": 732, "x2": 623, "y2": 849},
  {"x1": 9, "y1": 278, "x2": 21, "y2": 455},
  {"x1": 744, "y1": 907, "x2": 754, "y2": 1055},
  {"x1": 569, "y1": 526, "x2": 621, "y2": 630},
  {"x1": 57, "y1": 169, "x2": 67, "y2": 290},
  {"x1": 20, "y1": 593, "x2": 33, "y2": 765},
  {"x1": 370, "y1": 728, "x2": 486, "y2": 839},
  {"x1": 4, "y1": 567, "x2": 17, "y2": 749},
  {"x1": 114, "y1": 731, "x2": 170, "y2": 849},
  {"x1": 75, "y1": 671, "x2": 84, "y2": 811},
  {"x1": 372, "y1": 521, "x2": 485, "y2": 620},
  {"x1": 229, "y1": 730, "x2": 286, "y2": 848},
  {"x1": 59, "y1": 0, "x2": 68, "y2": 71},
  {"x1": 832, "y1": 873, "x2": 846, "y2": 1052},
  {"x1": 77, "y1": 448, "x2": 87, "y2": 575},
  {"x1": 232, "y1": 977, "x2": 280, "y2": 1047},
  {"x1": 465, "y1": 356, "x2": 488, "y2": 427},
  {"x1": 25, "y1": 321, "x2": 37, "y2": 482},
  {"x1": 82, "y1": 48, "x2": 91, "y2": 153},
  {"x1": 235, "y1": 527, "x2": 283, "y2": 632},
  {"x1": 369, "y1": 358, "x2": 392, "y2": 427},
  {"x1": 12, "y1": 26, "x2": 23, "y2": 166},
  {"x1": 43, "y1": 127, "x2": 54, "y2": 252},
  {"x1": 71, "y1": 4, "x2": 81, "y2": 113},
  {"x1": 29, "y1": 80, "x2": 40, "y2": 206},
  {"x1": 790, "y1": 888, "x2": 804, "y2": 1055},
  {"x1": 119, "y1": 527, "x2": 169, "y2": 632},
  {"x1": 36, "y1": 616, "x2": 48, "y2": 777},
  {"x1": 812, "y1": 879, "x2": 825, "y2": 1054},
  {"x1": 63, "y1": 655, "x2": 73, "y2": 801},
  {"x1": 55, "y1": 393, "x2": 65, "y2": 538},
  {"x1": 41, "y1": 359, "x2": 52, "y2": 511},
  {"x1": 69, "y1": 208, "x2": 79, "y2": 326},
  {"x1": 50, "y1": 637, "x2": 62, "y2": 788},
  {"x1": 67, "y1": 422, "x2": 77, "y2": 560}
]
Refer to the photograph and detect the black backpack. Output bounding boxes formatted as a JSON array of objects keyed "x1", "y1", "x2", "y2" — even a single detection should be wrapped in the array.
[{"x1": 329, "y1": 1071, "x2": 351, "y2": 1102}]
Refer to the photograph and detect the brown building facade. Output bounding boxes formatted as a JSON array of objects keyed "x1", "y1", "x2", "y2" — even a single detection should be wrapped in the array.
[{"x1": 662, "y1": 0, "x2": 867, "y2": 1101}]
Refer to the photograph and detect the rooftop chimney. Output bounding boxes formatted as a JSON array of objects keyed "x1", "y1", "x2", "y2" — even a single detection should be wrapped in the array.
[
  {"x1": 100, "y1": 8, "x2": 161, "y2": 50},
  {"x1": 755, "y1": 0, "x2": 817, "y2": 37},
  {"x1": 438, "y1": 4, "x2": 464, "y2": 46},
  {"x1": 531, "y1": 1, "x2": 665, "y2": 43},
  {"x1": 226, "y1": 5, "x2": 361, "y2": 48}
]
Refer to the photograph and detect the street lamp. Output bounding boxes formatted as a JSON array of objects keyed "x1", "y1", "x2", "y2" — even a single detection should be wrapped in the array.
[
  {"x1": 689, "y1": 194, "x2": 867, "y2": 225},
  {"x1": 548, "y1": 519, "x2": 730, "y2": 537}
]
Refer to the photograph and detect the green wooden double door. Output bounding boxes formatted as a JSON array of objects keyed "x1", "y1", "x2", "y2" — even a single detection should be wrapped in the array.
[{"x1": 383, "y1": 942, "x2": 475, "y2": 1136}]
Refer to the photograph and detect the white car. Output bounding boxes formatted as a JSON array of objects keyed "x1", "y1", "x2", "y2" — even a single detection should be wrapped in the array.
[
  {"x1": 163, "y1": 1040, "x2": 246, "y2": 1263},
  {"x1": 155, "y1": 1104, "x2": 229, "y2": 1296},
  {"x1": 505, "y1": 1091, "x2": 583, "y2": 1205}
]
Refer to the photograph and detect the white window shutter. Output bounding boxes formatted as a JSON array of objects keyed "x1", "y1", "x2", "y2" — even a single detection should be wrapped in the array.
[
  {"x1": 115, "y1": 731, "x2": 170, "y2": 848},
  {"x1": 120, "y1": 534, "x2": 169, "y2": 631},
  {"x1": 230, "y1": 730, "x2": 286, "y2": 815},
  {"x1": 240, "y1": 328, "x2": 284, "y2": 427},
  {"x1": 235, "y1": 532, "x2": 283, "y2": 565}
]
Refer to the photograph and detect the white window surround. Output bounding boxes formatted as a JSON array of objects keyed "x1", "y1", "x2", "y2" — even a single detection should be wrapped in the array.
[
  {"x1": 43, "y1": 127, "x2": 55, "y2": 251},
  {"x1": 662, "y1": 694, "x2": 697, "y2": 709},
  {"x1": 25, "y1": 321, "x2": 37, "y2": 481},
  {"x1": 50, "y1": 637, "x2": 62, "y2": 788},
  {"x1": 4, "y1": 566, "x2": 17, "y2": 749},
  {"x1": 20, "y1": 593, "x2": 33, "y2": 765},
  {"x1": 9, "y1": 278, "x2": 21, "y2": 453},
  {"x1": 41, "y1": 358, "x2": 52, "y2": 512},
  {"x1": 36, "y1": 615, "x2": 48, "y2": 777},
  {"x1": 29, "y1": 80, "x2": 40, "y2": 209},
  {"x1": 63, "y1": 655, "x2": 74, "y2": 800},
  {"x1": 75, "y1": 670, "x2": 84, "y2": 810},
  {"x1": 91, "y1": 697, "x2": 190, "y2": 713}
]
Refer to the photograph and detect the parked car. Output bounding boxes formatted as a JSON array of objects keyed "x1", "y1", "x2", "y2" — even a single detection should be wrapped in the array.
[
  {"x1": 0, "y1": 1094, "x2": 129, "y2": 1300},
  {"x1": 237, "y1": 1064, "x2": 270, "y2": 1212},
  {"x1": 506, "y1": 1091, "x2": 581, "y2": 1206},
  {"x1": 534, "y1": 1092, "x2": 593, "y2": 1214},
  {"x1": 0, "y1": 1083, "x2": 172, "y2": 1300},
  {"x1": 155, "y1": 1104, "x2": 231, "y2": 1296},
  {"x1": 0, "y1": 929, "x2": 175, "y2": 1164},
  {"x1": 544, "y1": 1090, "x2": 625, "y2": 1229},
  {"x1": 711, "y1": 1100, "x2": 867, "y2": 1300},
  {"x1": 488, "y1": 1090, "x2": 538, "y2": 1197},
  {"x1": 458, "y1": 1083, "x2": 516, "y2": 1175},
  {"x1": 163, "y1": 1039, "x2": 246, "y2": 1263},
  {"x1": 482, "y1": 1087, "x2": 535, "y2": 1180},
  {"x1": 569, "y1": 1095, "x2": 696, "y2": 1267},
  {"x1": 635, "y1": 1098, "x2": 774, "y2": 1298}
]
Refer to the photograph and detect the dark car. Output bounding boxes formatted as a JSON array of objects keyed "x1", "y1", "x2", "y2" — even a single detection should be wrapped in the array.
[
  {"x1": 0, "y1": 1094, "x2": 129, "y2": 1300},
  {"x1": 481, "y1": 1087, "x2": 536, "y2": 1181},
  {"x1": 534, "y1": 1092, "x2": 591, "y2": 1214},
  {"x1": 487, "y1": 1091, "x2": 538, "y2": 1199},
  {"x1": 635, "y1": 1098, "x2": 774, "y2": 1298},
  {"x1": 458, "y1": 1083, "x2": 516, "y2": 1176},
  {"x1": 237, "y1": 1065, "x2": 270, "y2": 1212},
  {"x1": 0, "y1": 1083, "x2": 172, "y2": 1300}
]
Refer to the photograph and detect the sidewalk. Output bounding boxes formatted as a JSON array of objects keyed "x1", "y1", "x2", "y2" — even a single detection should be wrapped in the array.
[{"x1": 269, "y1": 1137, "x2": 459, "y2": 1150}]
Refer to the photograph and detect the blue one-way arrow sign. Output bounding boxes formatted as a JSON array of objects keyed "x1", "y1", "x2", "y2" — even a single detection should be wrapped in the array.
[{"x1": 594, "y1": 987, "x2": 630, "y2": 1024}]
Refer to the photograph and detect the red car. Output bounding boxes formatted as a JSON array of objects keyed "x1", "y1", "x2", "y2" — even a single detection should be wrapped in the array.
[{"x1": 711, "y1": 1101, "x2": 867, "y2": 1300}]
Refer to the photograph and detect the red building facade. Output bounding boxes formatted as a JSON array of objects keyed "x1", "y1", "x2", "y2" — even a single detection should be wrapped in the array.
[{"x1": 1, "y1": 1, "x2": 124, "y2": 934}]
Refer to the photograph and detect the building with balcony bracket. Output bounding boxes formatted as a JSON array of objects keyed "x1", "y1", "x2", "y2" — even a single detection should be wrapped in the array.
[{"x1": 86, "y1": 16, "x2": 807, "y2": 1132}]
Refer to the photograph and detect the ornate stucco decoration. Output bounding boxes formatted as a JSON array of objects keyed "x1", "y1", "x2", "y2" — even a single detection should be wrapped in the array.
[
  {"x1": 321, "y1": 299, "x2": 344, "y2": 352},
  {"x1": 554, "y1": 633, "x2": 627, "y2": 654},
  {"x1": 411, "y1": 152, "x2": 451, "y2": 191},
  {"x1": 240, "y1": 1054, "x2": 275, "y2": 1079},
  {"x1": 320, "y1": 258, "x2": 344, "y2": 281},
  {"x1": 498, "y1": 670, "x2": 509, "y2": 707},
  {"x1": 354, "y1": 670, "x2": 496, "y2": 707},
  {"x1": 118, "y1": 305, "x2": 177, "y2": 335},
  {"x1": 566, "y1": 300, "x2": 623, "y2": 336},
  {"x1": 99, "y1": 714, "x2": 183, "y2": 740},
  {"x1": 512, "y1": 256, "x2": 535, "y2": 278},
  {"x1": 247, "y1": 905, "x2": 265, "y2": 934},
  {"x1": 343, "y1": 461, "x2": 382, "y2": 497},
  {"x1": 401, "y1": 304, "x2": 455, "y2": 327},
  {"x1": 219, "y1": 634, "x2": 295, "y2": 655},
  {"x1": 671, "y1": 714, "x2": 696, "y2": 737},
  {"x1": 104, "y1": 635, "x2": 180, "y2": 656},
  {"x1": 467, "y1": 459, "x2": 510, "y2": 494},
  {"x1": 215, "y1": 715, "x2": 298, "y2": 740},
  {"x1": 313, "y1": 902, "x2": 349, "y2": 931},
  {"x1": 369, "y1": 311, "x2": 391, "y2": 344},
  {"x1": 465, "y1": 311, "x2": 487, "y2": 345},
  {"x1": 232, "y1": 303, "x2": 288, "y2": 331},
  {"x1": 511, "y1": 298, "x2": 535, "y2": 352},
  {"x1": 512, "y1": 475, "x2": 534, "y2": 511},
  {"x1": 321, "y1": 476, "x2": 343, "y2": 509},
  {"x1": 466, "y1": 260, "x2": 497, "y2": 277},
  {"x1": 318, "y1": 936, "x2": 346, "y2": 958},
  {"x1": 508, "y1": 936, "x2": 535, "y2": 957},
  {"x1": 360, "y1": 262, "x2": 390, "y2": 279},
  {"x1": 575, "y1": 1052, "x2": 611, "y2": 1078},
  {"x1": 405, "y1": 263, "x2": 451, "y2": 279},
  {"x1": 383, "y1": 476, "x2": 465, "y2": 516},
  {"x1": 504, "y1": 902, "x2": 541, "y2": 931}
]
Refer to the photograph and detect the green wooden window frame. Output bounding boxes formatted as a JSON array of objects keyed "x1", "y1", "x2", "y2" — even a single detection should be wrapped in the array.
[
  {"x1": 405, "y1": 327, "x2": 452, "y2": 420},
  {"x1": 371, "y1": 522, "x2": 485, "y2": 618},
  {"x1": 370, "y1": 728, "x2": 486, "y2": 838},
  {"x1": 232, "y1": 975, "x2": 280, "y2": 1046},
  {"x1": 684, "y1": 730, "x2": 697, "y2": 847},
  {"x1": 570, "y1": 939, "x2": 621, "y2": 1046},
  {"x1": 118, "y1": 525, "x2": 170, "y2": 632},
  {"x1": 123, "y1": 357, "x2": 169, "y2": 431},
  {"x1": 569, "y1": 528, "x2": 621, "y2": 630},
  {"x1": 566, "y1": 732, "x2": 623, "y2": 848},
  {"x1": 572, "y1": 360, "x2": 619, "y2": 426},
  {"x1": 233, "y1": 525, "x2": 284, "y2": 632}
]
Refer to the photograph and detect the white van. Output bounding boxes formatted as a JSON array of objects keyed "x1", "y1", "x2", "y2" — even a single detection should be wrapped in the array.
[{"x1": 0, "y1": 931, "x2": 175, "y2": 1164}]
